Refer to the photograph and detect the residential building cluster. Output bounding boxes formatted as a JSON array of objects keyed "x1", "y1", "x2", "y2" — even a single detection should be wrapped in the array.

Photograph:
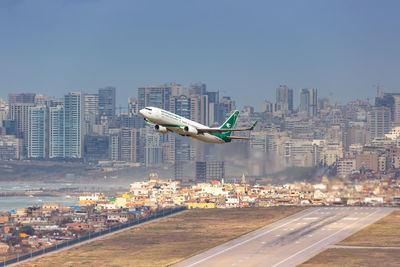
[
  {"x1": 2, "y1": 168, "x2": 400, "y2": 257},
  {"x1": 1, "y1": 84, "x2": 400, "y2": 183},
  {"x1": 0, "y1": 83, "x2": 236, "y2": 168},
  {"x1": 0, "y1": 194, "x2": 155, "y2": 258}
]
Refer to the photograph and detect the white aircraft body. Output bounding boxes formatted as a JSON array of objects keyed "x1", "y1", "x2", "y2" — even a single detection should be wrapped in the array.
[{"x1": 139, "y1": 107, "x2": 257, "y2": 144}]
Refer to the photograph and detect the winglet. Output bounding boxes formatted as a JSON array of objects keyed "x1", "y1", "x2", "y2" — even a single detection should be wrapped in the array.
[{"x1": 250, "y1": 121, "x2": 258, "y2": 130}]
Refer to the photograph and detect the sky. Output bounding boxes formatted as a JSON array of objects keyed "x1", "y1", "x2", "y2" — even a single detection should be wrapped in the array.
[{"x1": 1, "y1": 0, "x2": 400, "y2": 110}]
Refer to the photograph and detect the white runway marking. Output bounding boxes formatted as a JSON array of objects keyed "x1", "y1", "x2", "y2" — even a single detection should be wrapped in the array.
[
  {"x1": 176, "y1": 208, "x2": 394, "y2": 267},
  {"x1": 271, "y1": 210, "x2": 379, "y2": 267},
  {"x1": 183, "y1": 209, "x2": 318, "y2": 267}
]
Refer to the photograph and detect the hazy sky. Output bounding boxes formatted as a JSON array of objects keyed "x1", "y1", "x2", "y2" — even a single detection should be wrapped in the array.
[{"x1": 1, "y1": 0, "x2": 400, "y2": 109}]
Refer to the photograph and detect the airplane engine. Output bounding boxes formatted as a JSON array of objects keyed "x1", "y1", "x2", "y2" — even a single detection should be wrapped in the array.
[
  {"x1": 154, "y1": 125, "x2": 168, "y2": 134},
  {"x1": 183, "y1": 125, "x2": 198, "y2": 135}
]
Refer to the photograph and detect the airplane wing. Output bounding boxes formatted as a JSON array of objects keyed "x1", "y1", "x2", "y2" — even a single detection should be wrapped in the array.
[
  {"x1": 197, "y1": 121, "x2": 258, "y2": 133},
  {"x1": 226, "y1": 136, "x2": 253, "y2": 140}
]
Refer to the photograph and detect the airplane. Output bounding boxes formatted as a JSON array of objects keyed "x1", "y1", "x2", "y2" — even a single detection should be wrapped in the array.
[{"x1": 139, "y1": 106, "x2": 257, "y2": 144}]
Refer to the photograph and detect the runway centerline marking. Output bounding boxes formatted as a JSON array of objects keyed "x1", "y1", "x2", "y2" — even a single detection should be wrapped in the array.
[
  {"x1": 270, "y1": 210, "x2": 380, "y2": 267},
  {"x1": 184, "y1": 208, "x2": 318, "y2": 267}
]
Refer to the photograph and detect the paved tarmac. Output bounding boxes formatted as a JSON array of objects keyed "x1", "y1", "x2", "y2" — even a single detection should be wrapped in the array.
[{"x1": 174, "y1": 207, "x2": 396, "y2": 267}]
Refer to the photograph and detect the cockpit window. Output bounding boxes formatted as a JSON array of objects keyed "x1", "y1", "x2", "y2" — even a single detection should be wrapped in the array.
[{"x1": 145, "y1": 108, "x2": 152, "y2": 111}]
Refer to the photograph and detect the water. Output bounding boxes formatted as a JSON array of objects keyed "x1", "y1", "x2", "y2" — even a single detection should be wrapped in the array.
[
  {"x1": 0, "y1": 195, "x2": 78, "y2": 212},
  {"x1": 0, "y1": 182, "x2": 131, "y2": 212}
]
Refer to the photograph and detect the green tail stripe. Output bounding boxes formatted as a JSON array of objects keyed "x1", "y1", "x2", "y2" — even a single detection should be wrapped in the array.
[{"x1": 220, "y1": 110, "x2": 239, "y2": 130}]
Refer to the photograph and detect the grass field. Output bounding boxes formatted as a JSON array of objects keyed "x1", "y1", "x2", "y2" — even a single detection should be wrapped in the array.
[
  {"x1": 22, "y1": 207, "x2": 305, "y2": 267},
  {"x1": 337, "y1": 210, "x2": 400, "y2": 247},
  {"x1": 300, "y1": 210, "x2": 400, "y2": 267},
  {"x1": 300, "y1": 248, "x2": 400, "y2": 267}
]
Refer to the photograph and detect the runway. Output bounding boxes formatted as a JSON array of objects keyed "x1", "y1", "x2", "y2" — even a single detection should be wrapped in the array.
[{"x1": 174, "y1": 207, "x2": 396, "y2": 267}]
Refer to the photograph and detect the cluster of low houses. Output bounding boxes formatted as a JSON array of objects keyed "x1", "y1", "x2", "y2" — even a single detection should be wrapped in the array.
[
  {"x1": 1, "y1": 173, "x2": 400, "y2": 258},
  {"x1": 0, "y1": 200, "x2": 151, "y2": 258}
]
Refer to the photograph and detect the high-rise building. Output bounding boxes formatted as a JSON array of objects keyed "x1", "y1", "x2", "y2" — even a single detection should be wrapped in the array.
[
  {"x1": 175, "y1": 136, "x2": 190, "y2": 161},
  {"x1": 195, "y1": 161, "x2": 207, "y2": 183},
  {"x1": 144, "y1": 127, "x2": 162, "y2": 166},
  {"x1": 169, "y1": 82, "x2": 187, "y2": 97},
  {"x1": 84, "y1": 93, "x2": 98, "y2": 121},
  {"x1": 206, "y1": 161, "x2": 225, "y2": 182},
  {"x1": 170, "y1": 95, "x2": 191, "y2": 162},
  {"x1": 195, "y1": 161, "x2": 225, "y2": 182},
  {"x1": 206, "y1": 91, "x2": 220, "y2": 126},
  {"x1": 188, "y1": 82, "x2": 206, "y2": 96},
  {"x1": 276, "y1": 85, "x2": 293, "y2": 112},
  {"x1": 49, "y1": 105, "x2": 64, "y2": 158},
  {"x1": 84, "y1": 135, "x2": 109, "y2": 162},
  {"x1": 170, "y1": 95, "x2": 191, "y2": 119},
  {"x1": 219, "y1": 96, "x2": 236, "y2": 123},
  {"x1": 138, "y1": 85, "x2": 171, "y2": 111},
  {"x1": 128, "y1": 97, "x2": 139, "y2": 115},
  {"x1": 8, "y1": 93, "x2": 36, "y2": 154},
  {"x1": 28, "y1": 105, "x2": 47, "y2": 158},
  {"x1": 190, "y1": 94, "x2": 209, "y2": 125},
  {"x1": 262, "y1": 101, "x2": 274, "y2": 113},
  {"x1": 392, "y1": 94, "x2": 400, "y2": 124},
  {"x1": 174, "y1": 161, "x2": 184, "y2": 181},
  {"x1": 64, "y1": 92, "x2": 83, "y2": 158},
  {"x1": 109, "y1": 129, "x2": 120, "y2": 161},
  {"x1": 375, "y1": 93, "x2": 400, "y2": 125},
  {"x1": 98, "y1": 87, "x2": 116, "y2": 121},
  {"x1": 8, "y1": 93, "x2": 35, "y2": 105},
  {"x1": 299, "y1": 88, "x2": 318, "y2": 117},
  {"x1": 0, "y1": 98, "x2": 8, "y2": 127},
  {"x1": 0, "y1": 135, "x2": 22, "y2": 160},
  {"x1": 120, "y1": 128, "x2": 141, "y2": 162},
  {"x1": 368, "y1": 106, "x2": 392, "y2": 140},
  {"x1": 84, "y1": 93, "x2": 99, "y2": 135}
]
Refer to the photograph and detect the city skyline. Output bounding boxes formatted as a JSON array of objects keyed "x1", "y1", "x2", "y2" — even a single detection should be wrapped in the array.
[{"x1": 1, "y1": 1, "x2": 400, "y2": 109}]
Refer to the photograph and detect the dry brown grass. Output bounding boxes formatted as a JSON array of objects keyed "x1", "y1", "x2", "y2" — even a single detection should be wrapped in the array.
[
  {"x1": 300, "y1": 248, "x2": 400, "y2": 267},
  {"x1": 337, "y1": 211, "x2": 400, "y2": 247},
  {"x1": 22, "y1": 207, "x2": 304, "y2": 267}
]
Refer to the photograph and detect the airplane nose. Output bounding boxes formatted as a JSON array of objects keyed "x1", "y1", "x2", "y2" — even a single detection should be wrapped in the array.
[{"x1": 139, "y1": 109, "x2": 145, "y2": 116}]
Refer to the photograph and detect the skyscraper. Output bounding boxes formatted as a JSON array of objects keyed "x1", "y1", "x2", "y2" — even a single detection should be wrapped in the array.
[
  {"x1": 299, "y1": 88, "x2": 318, "y2": 117},
  {"x1": 276, "y1": 85, "x2": 293, "y2": 112},
  {"x1": 392, "y1": 94, "x2": 400, "y2": 124},
  {"x1": 190, "y1": 94, "x2": 209, "y2": 125},
  {"x1": 28, "y1": 105, "x2": 47, "y2": 158},
  {"x1": 368, "y1": 106, "x2": 392, "y2": 139},
  {"x1": 170, "y1": 95, "x2": 191, "y2": 119},
  {"x1": 375, "y1": 93, "x2": 400, "y2": 125},
  {"x1": 8, "y1": 93, "x2": 36, "y2": 154},
  {"x1": 98, "y1": 87, "x2": 116, "y2": 121},
  {"x1": 188, "y1": 82, "x2": 206, "y2": 96},
  {"x1": 138, "y1": 85, "x2": 171, "y2": 111},
  {"x1": 128, "y1": 97, "x2": 139, "y2": 115},
  {"x1": 64, "y1": 92, "x2": 83, "y2": 158},
  {"x1": 49, "y1": 105, "x2": 64, "y2": 158},
  {"x1": 145, "y1": 127, "x2": 162, "y2": 166},
  {"x1": 8, "y1": 93, "x2": 35, "y2": 105},
  {"x1": 206, "y1": 91, "x2": 219, "y2": 126},
  {"x1": 84, "y1": 93, "x2": 99, "y2": 135},
  {"x1": 0, "y1": 98, "x2": 8, "y2": 128},
  {"x1": 219, "y1": 96, "x2": 236, "y2": 123}
]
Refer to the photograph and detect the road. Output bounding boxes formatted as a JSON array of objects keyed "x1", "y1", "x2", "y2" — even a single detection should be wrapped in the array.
[{"x1": 174, "y1": 207, "x2": 396, "y2": 267}]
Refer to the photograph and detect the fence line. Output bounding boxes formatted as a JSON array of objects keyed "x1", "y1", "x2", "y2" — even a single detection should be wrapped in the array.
[{"x1": 3, "y1": 206, "x2": 186, "y2": 266}]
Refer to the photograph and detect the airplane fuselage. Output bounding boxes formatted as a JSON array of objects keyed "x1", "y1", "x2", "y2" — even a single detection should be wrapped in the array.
[{"x1": 139, "y1": 107, "x2": 226, "y2": 143}]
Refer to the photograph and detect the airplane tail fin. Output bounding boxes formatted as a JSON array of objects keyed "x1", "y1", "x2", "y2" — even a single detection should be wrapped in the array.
[
  {"x1": 220, "y1": 110, "x2": 239, "y2": 130},
  {"x1": 219, "y1": 110, "x2": 239, "y2": 137}
]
